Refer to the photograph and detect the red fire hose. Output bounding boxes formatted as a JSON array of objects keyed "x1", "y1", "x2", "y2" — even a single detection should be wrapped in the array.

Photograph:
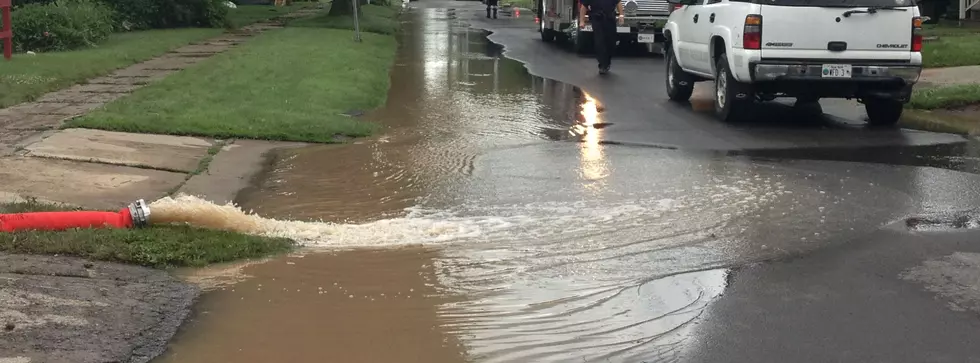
[
  {"x1": 1, "y1": 0, "x2": 11, "y2": 61},
  {"x1": 0, "y1": 199, "x2": 151, "y2": 232}
]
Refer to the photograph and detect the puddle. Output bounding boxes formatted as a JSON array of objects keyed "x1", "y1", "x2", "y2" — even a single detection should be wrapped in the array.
[
  {"x1": 906, "y1": 209, "x2": 980, "y2": 231},
  {"x1": 439, "y1": 269, "x2": 731, "y2": 362},
  {"x1": 900, "y1": 252, "x2": 980, "y2": 313},
  {"x1": 156, "y1": 248, "x2": 467, "y2": 363},
  {"x1": 235, "y1": 18, "x2": 588, "y2": 222},
  {"x1": 738, "y1": 141, "x2": 980, "y2": 175}
]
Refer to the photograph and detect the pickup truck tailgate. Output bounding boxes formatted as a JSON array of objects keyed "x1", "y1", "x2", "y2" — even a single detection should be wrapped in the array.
[{"x1": 759, "y1": 5, "x2": 914, "y2": 61}]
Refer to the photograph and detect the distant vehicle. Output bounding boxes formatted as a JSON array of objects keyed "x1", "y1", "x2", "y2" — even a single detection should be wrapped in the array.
[
  {"x1": 662, "y1": 0, "x2": 923, "y2": 125},
  {"x1": 537, "y1": 0, "x2": 670, "y2": 53}
]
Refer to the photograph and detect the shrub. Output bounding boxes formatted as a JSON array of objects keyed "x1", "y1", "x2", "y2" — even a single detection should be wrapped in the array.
[
  {"x1": 101, "y1": 0, "x2": 231, "y2": 30},
  {"x1": 11, "y1": 0, "x2": 116, "y2": 52},
  {"x1": 12, "y1": 0, "x2": 59, "y2": 6},
  {"x1": 100, "y1": 0, "x2": 158, "y2": 29}
]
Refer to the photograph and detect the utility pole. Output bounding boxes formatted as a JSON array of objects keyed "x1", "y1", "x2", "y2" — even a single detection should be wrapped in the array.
[{"x1": 352, "y1": 0, "x2": 362, "y2": 42}]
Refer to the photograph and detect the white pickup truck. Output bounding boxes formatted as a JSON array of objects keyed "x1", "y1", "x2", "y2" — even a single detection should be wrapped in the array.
[{"x1": 662, "y1": 0, "x2": 924, "y2": 125}]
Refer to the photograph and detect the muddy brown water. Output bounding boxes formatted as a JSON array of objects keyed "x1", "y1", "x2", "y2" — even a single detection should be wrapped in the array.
[
  {"x1": 157, "y1": 8, "x2": 588, "y2": 363},
  {"x1": 153, "y1": 6, "x2": 932, "y2": 363},
  {"x1": 159, "y1": 249, "x2": 468, "y2": 363}
]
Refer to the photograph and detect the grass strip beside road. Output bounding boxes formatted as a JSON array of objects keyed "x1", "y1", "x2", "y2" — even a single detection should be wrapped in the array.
[
  {"x1": 923, "y1": 35, "x2": 980, "y2": 68},
  {"x1": 73, "y1": 27, "x2": 397, "y2": 142},
  {"x1": 908, "y1": 83, "x2": 980, "y2": 110},
  {"x1": 0, "y1": 199, "x2": 293, "y2": 268},
  {"x1": 901, "y1": 83, "x2": 980, "y2": 136},
  {"x1": 0, "y1": 29, "x2": 222, "y2": 109}
]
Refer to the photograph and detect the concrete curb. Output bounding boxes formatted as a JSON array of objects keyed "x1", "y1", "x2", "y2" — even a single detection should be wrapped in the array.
[{"x1": 899, "y1": 109, "x2": 979, "y2": 136}]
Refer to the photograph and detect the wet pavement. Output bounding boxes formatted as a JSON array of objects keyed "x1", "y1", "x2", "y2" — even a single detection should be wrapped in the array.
[{"x1": 157, "y1": 3, "x2": 980, "y2": 363}]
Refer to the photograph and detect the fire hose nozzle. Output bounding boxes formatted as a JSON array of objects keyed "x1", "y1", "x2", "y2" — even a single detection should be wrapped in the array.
[{"x1": 128, "y1": 199, "x2": 151, "y2": 228}]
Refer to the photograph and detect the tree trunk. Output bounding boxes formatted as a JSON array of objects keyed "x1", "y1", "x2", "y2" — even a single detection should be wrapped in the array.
[{"x1": 329, "y1": 0, "x2": 356, "y2": 15}]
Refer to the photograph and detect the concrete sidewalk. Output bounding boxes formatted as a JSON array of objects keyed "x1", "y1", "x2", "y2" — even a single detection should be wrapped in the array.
[
  {"x1": 0, "y1": 13, "x2": 316, "y2": 210},
  {"x1": 919, "y1": 65, "x2": 980, "y2": 88},
  {"x1": 0, "y1": 13, "x2": 317, "y2": 363}
]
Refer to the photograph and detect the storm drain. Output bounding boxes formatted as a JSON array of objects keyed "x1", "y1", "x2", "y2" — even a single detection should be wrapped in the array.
[{"x1": 906, "y1": 210, "x2": 980, "y2": 231}]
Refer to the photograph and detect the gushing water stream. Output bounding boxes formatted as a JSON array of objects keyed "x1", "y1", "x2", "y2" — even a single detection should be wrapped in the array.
[{"x1": 147, "y1": 194, "x2": 475, "y2": 246}]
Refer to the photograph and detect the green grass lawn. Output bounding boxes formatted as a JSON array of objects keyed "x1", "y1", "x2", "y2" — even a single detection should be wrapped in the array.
[
  {"x1": 922, "y1": 23, "x2": 980, "y2": 37},
  {"x1": 504, "y1": 0, "x2": 534, "y2": 9},
  {"x1": 908, "y1": 83, "x2": 980, "y2": 109},
  {"x1": 0, "y1": 29, "x2": 222, "y2": 109},
  {"x1": 228, "y1": 3, "x2": 318, "y2": 27},
  {"x1": 902, "y1": 83, "x2": 980, "y2": 135},
  {"x1": 923, "y1": 34, "x2": 980, "y2": 68},
  {"x1": 72, "y1": 26, "x2": 397, "y2": 142},
  {"x1": 0, "y1": 199, "x2": 293, "y2": 268},
  {"x1": 290, "y1": 3, "x2": 401, "y2": 34}
]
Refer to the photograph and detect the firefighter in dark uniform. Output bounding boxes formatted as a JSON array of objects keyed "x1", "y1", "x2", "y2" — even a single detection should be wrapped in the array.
[
  {"x1": 487, "y1": 0, "x2": 499, "y2": 18},
  {"x1": 579, "y1": 0, "x2": 623, "y2": 74}
]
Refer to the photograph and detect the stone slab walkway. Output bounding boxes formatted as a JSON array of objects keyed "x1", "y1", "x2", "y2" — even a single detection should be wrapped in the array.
[
  {"x1": 24, "y1": 129, "x2": 214, "y2": 173},
  {"x1": 0, "y1": 10, "x2": 321, "y2": 363},
  {"x1": 0, "y1": 10, "x2": 317, "y2": 208}
]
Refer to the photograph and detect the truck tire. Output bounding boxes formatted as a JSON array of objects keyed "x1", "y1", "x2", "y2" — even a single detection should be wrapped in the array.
[
  {"x1": 575, "y1": 31, "x2": 593, "y2": 54},
  {"x1": 864, "y1": 98, "x2": 903, "y2": 126},
  {"x1": 665, "y1": 45, "x2": 694, "y2": 102},
  {"x1": 542, "y1": 29, "x2": 556, "y2": 42},
  {"x1": 714, "y1": 53, "x2": 754, "y2": 123},
  {"x1": 793, "y1": 98, "x2": 823, "y2": 117}
]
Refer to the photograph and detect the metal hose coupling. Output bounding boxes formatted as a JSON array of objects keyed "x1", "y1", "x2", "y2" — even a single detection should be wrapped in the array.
[{"x1": 127, "y1": 199, "x2": 151, "y2": 228}]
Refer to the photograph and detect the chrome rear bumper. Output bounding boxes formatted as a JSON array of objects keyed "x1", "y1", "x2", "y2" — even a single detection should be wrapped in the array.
[{"x1": 753, "y1": 63, "x2": 922, "y2": 84}]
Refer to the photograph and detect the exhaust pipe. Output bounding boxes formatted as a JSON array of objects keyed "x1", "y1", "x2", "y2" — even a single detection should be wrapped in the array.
[{"x1": 0, "y1": 199, "x2": 152, "y2": 232}]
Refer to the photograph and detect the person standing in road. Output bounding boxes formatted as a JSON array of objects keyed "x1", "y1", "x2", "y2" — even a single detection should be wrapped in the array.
[
  {"x1": 579, "y1": 0, "x2": 623, "y2": 74},
  {"x1": 487, "y1": 0, "x2": 499, "y2": 19}
]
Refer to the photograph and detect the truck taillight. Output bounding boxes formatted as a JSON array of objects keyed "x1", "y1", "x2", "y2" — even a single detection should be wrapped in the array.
[
  {"x1": 911, "y1": 17, "x2": 922, "y2": 52},
  {"x1": 743, "y1": 15, "x2": 762, "y2": 50}
]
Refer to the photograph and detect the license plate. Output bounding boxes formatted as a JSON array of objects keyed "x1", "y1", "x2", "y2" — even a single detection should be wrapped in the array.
[
  {"x1": 637, "y1": 33, "x2": 656, "y2": 43},
  {"x1": 581, "y1": 25, "x2": 630, "y2": 33},
  {"x1": 821, "y1": 64, "x2": 852, "y2": 78}
]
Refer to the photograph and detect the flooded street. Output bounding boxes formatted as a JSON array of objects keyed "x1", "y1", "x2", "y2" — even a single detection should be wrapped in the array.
[{"x1": 155, "y1": 4, "x2": 980, "y2": 363}]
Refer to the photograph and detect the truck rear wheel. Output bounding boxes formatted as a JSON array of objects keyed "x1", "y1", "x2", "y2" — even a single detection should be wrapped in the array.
[
  {"x1": 665, "y1": 45, "x2": 694, "y2": 102},
  {"x1": 542, "y1": 29, "x2": 556, "y2": 42},
  {"x1": 575, "y1": 31, "x2": 593, "y2": 54},
  {"x1": 864, "y1": 98, "x2": 903, "y2": 126},
  {"x1": 714, "y1": 53, "x2": 754, "y2": 123}
]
